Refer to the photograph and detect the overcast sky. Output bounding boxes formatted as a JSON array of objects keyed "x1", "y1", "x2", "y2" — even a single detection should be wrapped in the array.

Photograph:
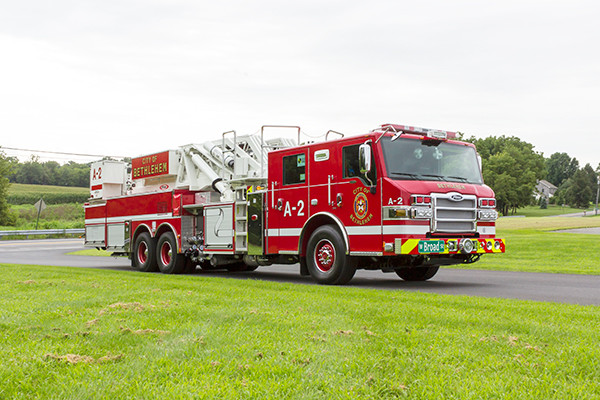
[{"x1": 0, "y1": 0, "x2": 598, "y2": 168}]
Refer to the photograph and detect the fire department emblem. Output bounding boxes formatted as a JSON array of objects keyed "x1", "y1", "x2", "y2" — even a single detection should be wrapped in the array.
[{"x1": 353, "y1": 192, "x2": 368, "y2": 220}]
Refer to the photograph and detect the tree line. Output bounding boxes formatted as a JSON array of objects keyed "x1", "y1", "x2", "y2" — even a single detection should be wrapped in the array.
[
  {"x1": 5, "y1": 157, "x2": 89, "y2": 187},
  {"x1": 466, "y1": 136, "x2": 599, "y2": 215}
]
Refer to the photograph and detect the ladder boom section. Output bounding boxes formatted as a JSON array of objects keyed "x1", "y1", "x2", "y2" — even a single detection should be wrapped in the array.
[{"x1": 176, "y1": 133, "x2": 295, "y2": 199}]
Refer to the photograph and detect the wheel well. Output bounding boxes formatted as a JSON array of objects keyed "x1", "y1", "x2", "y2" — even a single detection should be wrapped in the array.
[
  {"x1": 132, "y1": 224, "x2": 151, "y2": 245},
  {"x1": 299, "y1": 213, "x2": 348, "y2": 257},
  {"x1": 156, "y1": 223, "x2": 179, "y2": 252}
]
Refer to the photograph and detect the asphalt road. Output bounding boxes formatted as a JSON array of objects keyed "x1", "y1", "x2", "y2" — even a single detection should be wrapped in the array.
[{"x1": 1, "y1": 239, "x2": 599, "y2": 306}]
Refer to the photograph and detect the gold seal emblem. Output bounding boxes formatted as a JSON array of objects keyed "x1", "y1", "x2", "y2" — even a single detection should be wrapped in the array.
[{"x1": 353, "y1": 192, "x2": 368, "y2": 220}]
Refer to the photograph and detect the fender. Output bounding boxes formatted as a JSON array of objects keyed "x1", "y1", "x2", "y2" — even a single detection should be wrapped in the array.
[
  {"x1": 156, "y1": 222, "x2": 181, "y2": 252},
  {"x1": 132, "y1": 223, "x2": 152, "y2": 241},
  {"x1": 299, "y1": 212, "x2": 350, "y2": 255}
]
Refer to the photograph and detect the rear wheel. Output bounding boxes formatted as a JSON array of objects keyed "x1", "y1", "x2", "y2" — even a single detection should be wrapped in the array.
[
  {"x1": 306, "y1": 225, "x2": 356, "y2": 285},
  {"x1": 156, "y1": 232, "x2": 185, "y2": 274},
  {"x1": 132, "y1": 232, "x2": 158, "y2": 272},
  {"x1": 395, "y1": 266, "x2": 439, "y2": 281}
]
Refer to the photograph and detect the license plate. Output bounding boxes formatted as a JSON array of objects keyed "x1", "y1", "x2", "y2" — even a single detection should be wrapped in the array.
[{"x1": 418, "y1": 240, "x2": 445, "y2": 253}]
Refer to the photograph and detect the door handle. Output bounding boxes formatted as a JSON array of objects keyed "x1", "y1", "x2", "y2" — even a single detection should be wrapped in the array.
[{"x1": 336, "y1": 193, "x2": 343, "y2": 207}]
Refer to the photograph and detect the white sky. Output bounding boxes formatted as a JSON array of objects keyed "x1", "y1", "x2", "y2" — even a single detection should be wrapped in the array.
[{"x1": 0, "y1": 0, "x2": 598, "y2": 168}]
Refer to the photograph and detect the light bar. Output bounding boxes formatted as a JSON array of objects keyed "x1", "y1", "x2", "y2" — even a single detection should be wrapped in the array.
[{"x1": 379, "y1": 124, "x2": 457, "y2": 139}]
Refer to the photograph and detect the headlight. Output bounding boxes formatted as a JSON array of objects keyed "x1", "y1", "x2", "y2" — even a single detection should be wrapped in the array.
[
  {"x1": 412, "y1": 207, "x2": 433, "y2": 219},
  {"x1": 478, "y1": 210, "x2": 498, "y2": 221}
]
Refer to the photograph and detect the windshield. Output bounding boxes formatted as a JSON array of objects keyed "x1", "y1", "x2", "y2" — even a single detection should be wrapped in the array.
[{"x1": 380, "y1": 137, "x2": 483, "y2": 184}]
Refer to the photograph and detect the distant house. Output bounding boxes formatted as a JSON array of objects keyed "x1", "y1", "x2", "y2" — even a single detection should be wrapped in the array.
[{"x1": 535, "y1": 180, "x2": 558, "y2": 200}]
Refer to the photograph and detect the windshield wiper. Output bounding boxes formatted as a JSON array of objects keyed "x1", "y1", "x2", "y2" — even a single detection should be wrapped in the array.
[
  {"x1": 420, "y1": 174, "x2": 444, "y2": 180},
  {"x1": 443, "y1": 175, "x2": 469, "y2": 182},
  {"x1": 390, "y1": 172, "x2": 419, "y2": 179}
]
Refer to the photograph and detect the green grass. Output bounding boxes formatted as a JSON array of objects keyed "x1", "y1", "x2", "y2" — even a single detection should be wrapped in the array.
[
  {"x1": 8, "y1": 183, "x2": 89, "y2": 195},
  {"x1": 67, "y1": 249, "x2": 112, "y2": 257},
  {"x1": 7, "y1": 183, "x2": 89, "y2": 205},
  {"x1": 455, "y1": 217, "x2": 600, "y2": 275},
  {"x1": 512, "y1": 205, "x2": 595, "y2": 217},
  {"x1": 1, "y1": 264, "x2": 599, "y2": 399}
]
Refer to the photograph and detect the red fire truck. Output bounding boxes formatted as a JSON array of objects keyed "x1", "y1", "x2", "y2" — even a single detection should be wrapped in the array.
[{"x1": 84, "y1": 124, "x2": 504, "y2": 284}]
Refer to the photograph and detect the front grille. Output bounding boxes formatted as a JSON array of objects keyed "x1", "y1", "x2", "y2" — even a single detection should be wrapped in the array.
[{"x1": 432, "y1": 193, "x2": 476, "y2": 233}]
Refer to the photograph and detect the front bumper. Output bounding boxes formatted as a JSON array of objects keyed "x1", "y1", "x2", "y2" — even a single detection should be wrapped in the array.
[{"x1": 395, "y1": 238, "x2": 505, "y2": 255}]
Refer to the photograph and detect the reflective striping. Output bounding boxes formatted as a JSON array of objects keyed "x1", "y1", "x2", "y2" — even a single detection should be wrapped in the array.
[
  {"x1": 266, "y1": 224, "x2": 434, "y2": 237},
  {"x1": 85, "y1": 218, "x2": 106, "y2": 225},
  {"x1": 279, "y1": 228, "x2": 302, "y2": 237},
  {"x1": 346, "y1": 226, "x2": 381, "y2": 235},
  {"x1": 382, "y1": 225, "x2": 429, "y2": 235},
  {"x1": 106, "y1": 214, "x2": 175, "y2": 223},
  {"x1": 86, "y1": 214, "x2": 178, "y2": 226}
]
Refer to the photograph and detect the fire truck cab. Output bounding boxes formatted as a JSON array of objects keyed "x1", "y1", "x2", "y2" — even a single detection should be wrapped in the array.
[{"x1": 84, "y1": 124, "x2": 504, "y2": 285}]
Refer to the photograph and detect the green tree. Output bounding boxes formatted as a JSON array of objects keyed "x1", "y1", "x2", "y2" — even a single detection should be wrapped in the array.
[
  {"x1": 582, "y1": 164, "x2": 598, "y2": 191},
  {"x1": 545, "y1": 152, "x2": 579, "y2": 187},
  {"x1": 566, "y1": 169, "x2": 593, "y2": 208},
  {"x1": 467, "y1": 135, "x2": 545, "y2": 215},
  {"x1": 14, "y1": 157, "x2": 49, "y2": 185},
  {"x1": 0, "y1": 150, "x2": 17, "y2": 226}
]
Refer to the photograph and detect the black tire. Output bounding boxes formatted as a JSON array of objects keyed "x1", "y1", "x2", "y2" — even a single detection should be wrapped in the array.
[
  {"x1": 306, "y1": 225, "x2": 356, "y2": 285},
  {"x1": 226, "y1": 262, "x2": 258, "y2": 272},
  {"x1": 156, "y1": 232, "x2": 185, "y2": 274},
  {"x1": 132, "y1": 232, "x2": 158, "y2": 272},
  {"x1": 183, "y1": 258, "x2": 197, "y2": 274},
  {"x1": 395, "y1": 266, "x2": 439, "y2": 281}
]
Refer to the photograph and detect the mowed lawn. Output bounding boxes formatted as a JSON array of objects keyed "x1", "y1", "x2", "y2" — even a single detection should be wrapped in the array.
[
  {"x1": 450, "y1": 217, "x2": 600, "y2": 275},
  {"x1": 1, "y1": 264, "x2": 599, "y2": 399}
]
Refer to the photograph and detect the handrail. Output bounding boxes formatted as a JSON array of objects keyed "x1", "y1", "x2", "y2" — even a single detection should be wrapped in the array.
[
  {"x1": 260, "y1": 125, "x2": 301, "y2": 177},
  {"x1": 325, "y1": 130, "x2": 345, "y2": 140}
]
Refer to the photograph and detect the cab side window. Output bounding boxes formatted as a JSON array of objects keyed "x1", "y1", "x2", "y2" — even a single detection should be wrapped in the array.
[
  {"x1": 343, "y1": 144, "x2": 376, "y2": 182},
  {"x1": 283, "y1": 153, "x2": 306, "y2": 185}
]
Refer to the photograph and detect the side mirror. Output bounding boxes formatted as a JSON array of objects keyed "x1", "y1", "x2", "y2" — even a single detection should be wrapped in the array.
[{"x1": 359, "y1": 144, "x2": 371, "y2": 174}]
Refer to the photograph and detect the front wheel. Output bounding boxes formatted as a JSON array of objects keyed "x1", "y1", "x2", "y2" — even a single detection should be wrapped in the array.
[
  {"x1": 156, "y1": 232, "x2": 185, "y2": 274},
  {"x1": 395, "y1": 266, "x2": 439, "y2": 281},
  {"x1": 306, "y1": 225, "x2": 356, "y2": 285}
]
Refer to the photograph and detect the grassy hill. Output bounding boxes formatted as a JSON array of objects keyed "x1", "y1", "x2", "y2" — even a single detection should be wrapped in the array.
[{"x1": 7, "y1": 183, "x2": 89, "y2": 205}]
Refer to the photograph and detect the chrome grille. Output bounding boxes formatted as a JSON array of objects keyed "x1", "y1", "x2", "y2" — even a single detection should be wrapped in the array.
[{"x1": 432, "y1": 193, "x2": 477, "y2": 233}]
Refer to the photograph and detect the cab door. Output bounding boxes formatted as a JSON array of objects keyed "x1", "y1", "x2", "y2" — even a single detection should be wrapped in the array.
[
  {"x1": 266, "y1": 149, "x2": 309, "y2": 254},
  {"x1": 337, "y1": 141, "x2": 382, "y2": 254}
]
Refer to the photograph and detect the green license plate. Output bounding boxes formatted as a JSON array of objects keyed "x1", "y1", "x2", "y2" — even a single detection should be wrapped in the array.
[{"x1": 418, "y1": 240, "x2": 445, "y2": 253}]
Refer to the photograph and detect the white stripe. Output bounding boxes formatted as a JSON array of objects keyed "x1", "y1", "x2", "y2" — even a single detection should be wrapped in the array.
[
  {"x1": 279, "y1": 228, "x2": 302, "y2": 237},
  {"x1": 267, "y1": 229, "x2": 279, "y2": 237},
  {"x1": 382, "y1": 225, "x2": 430, "y2": 235},
  {"x1": 346, "y1": 226, "x2": 381, "y2": 235},
  {"x1": 85, "y1": 218, "x2": 105, "y2": 224},
  {"x1": 86, "y1": 213, "x2": 179, "y2": 225},
  {"x1": 107, "y1": 213, "x2": 176, "y2": 223}
]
